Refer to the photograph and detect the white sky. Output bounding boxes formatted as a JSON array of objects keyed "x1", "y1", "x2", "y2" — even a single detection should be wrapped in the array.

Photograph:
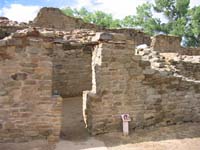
[
  {"x1": 0, "y1": 0, "x2": 200, "y2": 22},
  {"x1": 73, "y1": 0, "x2": 154, "y2": 19},
  {"x1": 1, "y1": 4, "x2": 40, "y2": 22}
]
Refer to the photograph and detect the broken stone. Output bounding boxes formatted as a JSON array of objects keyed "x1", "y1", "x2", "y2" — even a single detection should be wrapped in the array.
[
  {"x1": 11, "y1": 73, "x2": 28, "y2": 80},
  {"x1": 136, "y1": 44, "x2": 148, "y2": 49},
  {"x1": 0, "y1": 52, "x2": 11, "y2": 60},
  {"x1": 7, "y1": 38, "x2": 23, "y2": 46},
  {"x1": 27, "y1": 28, "x2": 40, "y2": 37},
  {"x1": 143, "y1": 69, "x2": 156, "y2": 75},
  {"x1": 0, "y1": 40, "x2": 7, "y2": 46},
  {"x1": 0, "y1": 29, "x2": 10, "y2": 39},
  {"x1": 40, "y1": 30, "x2": 55, "y2": 37},
  {"x1": 12, "y1": 30, "x2": 27, "y2": 38},
  {"x1": 92, "y1": 32, "x2": 113, "y2": 41},
  {"x1": 0, "y1": 90, "x2": 8, "y2": 96},
  {"x1": 0, "y1": 7, "x2": 199, "y2": 143}
]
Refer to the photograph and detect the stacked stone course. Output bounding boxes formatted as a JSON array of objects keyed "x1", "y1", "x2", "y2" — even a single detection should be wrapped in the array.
[
  {"x1": 0, "y1": 28, "x2": 63, "y2": 142},
  {"x1": 83, "y1": 32, "x2": 200, "y2": 135},
  {"x1": 0, "y1": 27, "x2": 97, "y2": 142},
  {"x1": 0, "y1": 7, "x2": 200, "y2": 144}
]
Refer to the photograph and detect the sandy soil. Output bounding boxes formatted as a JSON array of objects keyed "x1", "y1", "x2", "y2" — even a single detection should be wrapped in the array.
[
  {"x1": 106, "y1": 138, "x2": 200, "y2": 150},
  {"x1": 56, "y1": 137, "x2": 200, "y2": 150},
  {"x1": 0, "y1": 140, "x2": 54, "y2": 150},
  {"x1": 1, "y1": 136, "x2": 200, "y2": 150}
]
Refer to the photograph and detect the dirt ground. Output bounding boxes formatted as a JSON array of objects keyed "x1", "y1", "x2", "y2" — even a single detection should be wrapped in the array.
[
  {"x1": 1, "y1": 123, "x2": 200, "y2": 150},
  {"x1": 1, "y1": 97, "x2": 200, "y2": 150},
  {"x1": 0, "y1": 140, "x2": 54, "y2": 150},
  {"x1": 60, "y1": 97, "x2": 89, "y2": 141},
  {"x1": 97, "y1": 123, "x2": 200, "y2": 150}
]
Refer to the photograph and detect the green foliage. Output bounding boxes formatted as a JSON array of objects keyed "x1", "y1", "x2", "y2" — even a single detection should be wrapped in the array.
[
  {"x1": 128, "y1": 3, "x2": 161, "y2": 35},
  {"x1": 136, "y1": 0, "x2": 199, "y2": 47},
  {"x1": 61, "y1": 0, "x2": 200, "y2": 47},
  {"x1": 154, "y1": 0, "x2": 190, "y2": 19},
  {"x1": 121, "y1": 15, "x2": 135, "y2": 28},
  {"x1": 184, "y1": 6, "x2": 200, "y2": 46},
  {"x1": 176, "y1": 0, "x2": 190, "y2": 17},
  {"x1": 62, "y1": 7, "x2": 75, "y2": 17},
  {"x1": 62, "y1": 7, "x2": 121, "y2": 28},
  {"x1": 190, "y1": 6, "x2": 200, "y2": 35},
  {"x1": 170, "y1": 17, "x2": 187, "y2": 36},
  {"x1": 154, "y1": 0, "x2": 176, "y2": 20}
]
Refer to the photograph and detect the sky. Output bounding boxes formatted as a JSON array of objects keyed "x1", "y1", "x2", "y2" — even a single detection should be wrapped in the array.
[{"x1": 0, "y1": 0, "x2": 200, "y2": 22}]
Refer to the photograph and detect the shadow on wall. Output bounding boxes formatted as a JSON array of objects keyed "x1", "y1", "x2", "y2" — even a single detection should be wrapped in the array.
[{"x1": 52, "y1": 42, "x2": 93, "y2": 98}]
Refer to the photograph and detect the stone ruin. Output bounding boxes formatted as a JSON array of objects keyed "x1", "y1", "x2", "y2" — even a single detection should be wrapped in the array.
[{"x1": 0, "y1": 7, "x2": 199, "y2": 143}]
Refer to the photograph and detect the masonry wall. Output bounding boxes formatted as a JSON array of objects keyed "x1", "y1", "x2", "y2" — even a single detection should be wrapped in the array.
[
  {"x1": 106, "y1": 29, "x2": 151, "y2": 46},
  {"x1": 0, "y1": 31, "x2": 62, "y2": 143},
  {"x1": 52, "y1": 42, "x2": 93, "y2": 97},
  {"x1": 0, "y1": 27, "x2": 97, "y2": 143},
  {"x1": 0, "y1": 17, "x2": 28, "y2": 39},
  {"x1": 151, "y1": 34, "x2": 182, "y2": 52},
  {"x1": 171, "y1": 61, "x2": 200, "y2": 80},
  {"x1": 32, "y1": 7, "x2": 101, "y2": 31},
  {"x1": 83, "y1": 33, "x2": 200, "y2": 135},
  {"x1": 151, "y1": 34, "x2": 200, "y2": 55},
  {"x1": 0, "y1": 26, "x2": 27, "y2": 39},
  {"x1": 0, "y1": 23, "x2": 200, "y2": 142}
]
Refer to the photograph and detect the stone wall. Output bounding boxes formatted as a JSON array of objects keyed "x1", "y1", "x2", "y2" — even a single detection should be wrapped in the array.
[
  {"x1": 171, "y1": 60, "x2": 200, "y2": 80},
  {"x1": 83, "y1": 32, "x2": 200, "y2": 135},
  {"x1": 0, "y1": 29, "x2": 62, "y2": 143},
  {"x1": 52, "y1": 41, "x2": 93, "y2": 97},
  {"x1": 151, "y1": 34, "x2": 200, "y2": 55},
  {"x1": 0, "y1": 17, "x2": 28, "y2": 39},
  {"x1": 51, "y1": 29, "x2": 150, "y2": 98},
  {"x1": 106, "y1": 29, "x2": 151, "y2": 46},
  {"x1": 0, "y1": 27, "x2": 98, "y2": 142},
  {"x1": 151, "y1": 34, "x2": 182, "y2": 53},
  {"x1": 0, "y1": 11, "x2": 200, "y2": 142},
  {"x1": 51, "y1": 29, "x2": 96, "y2": 98},
  {"x1": 180, "y1": 47, "x2": 200, "y2": 55},
  {"x1": 32, "y1": 7, "x2": 101, "y2": 31},
  {"x1": 32, "y1": 8, "x2": 151, "y2": 47}
]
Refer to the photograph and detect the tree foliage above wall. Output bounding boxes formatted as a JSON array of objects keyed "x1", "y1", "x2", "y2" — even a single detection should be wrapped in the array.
[
  {"x1": 61, "y1": 0, "x2": 200, "y2": 47},
  {"x1": 61, "y1": 7, "x2": 121, "y2": 29}
]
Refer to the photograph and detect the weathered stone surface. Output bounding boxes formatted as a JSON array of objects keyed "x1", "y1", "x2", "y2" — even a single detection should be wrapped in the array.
[
  {"x1": 84, "y1": 32, "x2": 200, "y2": 135},
  {"x1": 151, "y1": 34, "x2": 182, "y2": 53},
  {"x1": 52, "y1": 42, "x2": 93, "y2": 97},
  {"x1": 151, "y1": 34, "x2": 200, "y2": 55},
  {"x1": 0, "y1": 17, "x2": 28, "y2": 40},
  {"x1": 0, "y1": 7, "x2": 200, "y2": 145},
  {"x1": 92, "y1": 32, "x2": 113, "y2": 41},
  {"x1": 11, "y1": 73, "x2": 27, "y2": 80},
  {"x1": 0, "y1": 31, "x2": 63, "y2": 143},
  {"x1": 32, "y1": 7, "x2": 101, "y2": 31}
]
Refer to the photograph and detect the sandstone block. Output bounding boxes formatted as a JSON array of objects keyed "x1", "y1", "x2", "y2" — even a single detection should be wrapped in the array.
[{"x1": 92, "y1": 32, "x2": 113, "y2": 41}]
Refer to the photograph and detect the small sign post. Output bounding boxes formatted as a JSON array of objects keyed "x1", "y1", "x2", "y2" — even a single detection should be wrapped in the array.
[{"x1": 121, "y1": 114, "x2": 131, "y2": 136}]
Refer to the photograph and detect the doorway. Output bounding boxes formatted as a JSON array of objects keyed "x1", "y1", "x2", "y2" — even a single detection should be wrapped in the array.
[{"x1": 60, "y1": 96, "x2": 89, "y2": 140}]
